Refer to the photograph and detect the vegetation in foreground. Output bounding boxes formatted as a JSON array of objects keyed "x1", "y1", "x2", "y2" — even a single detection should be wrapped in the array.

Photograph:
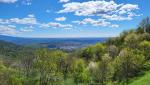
[
  {"x1": 129, "y1": 71, "x2": 150, "y2": 85},
  {"x1": 0, "y1": 17, "x2": 150, "y2": 85}
]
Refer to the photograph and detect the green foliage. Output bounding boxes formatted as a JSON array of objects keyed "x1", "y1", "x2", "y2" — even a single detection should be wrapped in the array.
[
  {"x1": 81, "y1": 43, "x2": 106, "y2": 61},
  {"x1": 90, "y1": 54, "x2": 114, "y2": 85},
  {"x1": 113, "y1": 48, "x2": 144, "y2": 84},
  {"x1": 93, "y1": 43, "x2": 106, "y2": 60},
  {"x1": 143, "y1": 61, "x2": 150, "y2": 71},
  {"x1": 0, "y1": 59, "x2": 24, "y2": 85},
  {"x1": 1, "y1": 17, "x2": 150, "y2": 85},
  {"x1": 136, "y1": 27, "x2": 144, "y2": 34},
  {"x1": 139, "y1": 17, "x2": 150, "y2": 33},
  {"x1": 72, "y1": 59, "x2": 90, "y2": 84},
  {"x1": 140, "y1": 33, "x2": 150, "y2": 41},
  {"x1": 34, "y1": 49, "x2": 64, "y2": 85},
  {"x1": 129, "y1": 72, "x2": 150, "y2": 85},
  {"x1": 124, "y1": 33, "x2": 139, "y2": 48},
  {"x1": 108, "y1": 45, "x2": 118, "y2": 58},
  {"x1": 81, "y1": 46, "x2": 95, "y2": 61},
  {"x1": 139, "y1": 41, "x2": 150, "y2": 60}
]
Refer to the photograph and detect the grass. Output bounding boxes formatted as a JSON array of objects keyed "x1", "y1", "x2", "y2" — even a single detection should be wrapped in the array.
[{"x1": 129, "y1": 71, "x2": 150, "y2": 85}]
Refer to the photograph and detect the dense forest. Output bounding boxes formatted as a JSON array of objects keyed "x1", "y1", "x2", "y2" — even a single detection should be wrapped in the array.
[{"x1": 0, "y1": 17, "x2": 150, "y2": 85}]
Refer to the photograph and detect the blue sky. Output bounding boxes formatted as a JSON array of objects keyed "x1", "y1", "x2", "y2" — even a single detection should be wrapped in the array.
[{"x1": 0, "y1": 0, "x2": 149, "y2": 38}]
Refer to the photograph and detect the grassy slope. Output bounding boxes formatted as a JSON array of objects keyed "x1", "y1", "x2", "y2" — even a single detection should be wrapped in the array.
[
  {"x1": 129, "y1": 72, "x2": 150, "y2": 85},
  {"x1": 63, "y1": 72, "x2": 150, "y2": 85}
]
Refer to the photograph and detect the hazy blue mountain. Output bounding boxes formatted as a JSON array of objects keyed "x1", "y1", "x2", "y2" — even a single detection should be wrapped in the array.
[{"x1": 0, "y1": 35, "x2": 108, "y2": 51}]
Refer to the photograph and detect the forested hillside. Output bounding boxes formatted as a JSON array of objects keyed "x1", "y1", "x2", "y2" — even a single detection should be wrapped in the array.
[{"x1": 0, "y1": 17, "x2": 150, "y2": 85}]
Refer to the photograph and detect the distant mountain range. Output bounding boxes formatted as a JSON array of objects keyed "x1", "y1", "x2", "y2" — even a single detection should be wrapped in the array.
[{"x1": 0, "y1": 35, "x2": 108, "y2": 51}]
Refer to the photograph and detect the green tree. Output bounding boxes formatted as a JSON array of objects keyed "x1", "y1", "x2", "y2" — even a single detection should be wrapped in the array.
[
  {"x1": 124, "y1": 33, "x2": 139, "y2": 48},
  {"x1": 91, "y1": 54, "x2": 114, "y2": 85},
  {"x1": 81, "y1": 46, "x2": 94, "y2": 61},
  {"x1": 139, "y1": 17, "x2": 150, "y2": 33},
  {"x1": 72, "y1": 58, "x2": 90, "y2": 84},
  {"x1": 108, "y1": 45, "x2": 118, "y2": 58},
  {"x1": 0, "y1": 59, "x2": 24, "y2": 85},
  {"x1": 141, "y1": 33, "x2": 150, "y2": 41},
  {"x1": 34, "y1": 49, "x2": 63, "y2": 85},
  {"x1": 93, "y1": 43, "x2": 106, "y2": 61},
  {"x1": 81, "y1": 43, "x2": 106, "y2": 61},
  {"x1": 113, "y1": 48, "x2": 144, "y2": 84},
  {"x1": 139, "y1": 41, "x2": 150, "y2": 60}
]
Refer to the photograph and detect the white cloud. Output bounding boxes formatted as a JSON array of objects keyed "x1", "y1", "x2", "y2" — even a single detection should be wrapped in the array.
[
  {"x1": 28, "y1": 14, "x2": 35, "y2": 18},
  {"x1": 48, "y1": 22, "x2": 72, "y2": 28},
  {"x1": 64, "y1": 27, "x2": 72, "y2": 30},
  {"x1": 55, "y1": 17, "x2": 66, "y2": 21},
  {"x1": 73, "y1": 18, "x2": 119, "y2": 28},
  {"x1": 8, "y1": 25, "x2": 16, "y2": 28},
  {"x1": 100, "y1": 14, "x2": 132, "y2": 21},
  {"x1": 22, "y1": 0, "x2": 32, "y2": 5},
  {"x1": 110, "y1": 24, "x2": 119, "y2": 28},
  {"x1": 0, "y1": 14, "x2": 37, "y2": 35},
  {"x1": 40, "y1": 22, "x2": 72, "y2": 29},
  {"x1": 0, "y1": 19, "x2": 9, "y2": 24},
  {"x1": 59, "y1": 0, "x2": 69, "y2": 3},
  {"x1": 0, "y1": 0, "x2": 17, "y2": 3},
  {"x1": 0, "y1": 14, "x2": 37, "y2": 25},
  {"x1": 0, "y1": 24, "x2": 34, "y2": 35},
  {"x1": 0, "y1": 25, "x2": 18, "y2": 35},
  {"x1": 58, "y1": 0, "x2": 140, "y2": 21},
  {"x1": 58, "y1": 1, "x2": 121, "y2": 16},
  {"x1": 10, "y1": 14, "x2": 37, "y2": 25},
  {"x1": 127, "y1": 12, "x2": 142, "y2": 17},
  {"x1": 39, "y1": 23, "x2": 49, "y2": 28},
  {"x1": 119, "y1": 4, "x2": 139, "y2": 11},
  {"x1": 20, "y1": 27, "x2": 33, "y2": 32},
  {"x1": 73, "y1": 18, "x2": 107, "y2": 26}
]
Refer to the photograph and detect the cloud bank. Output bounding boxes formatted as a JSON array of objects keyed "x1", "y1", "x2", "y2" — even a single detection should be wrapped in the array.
[{"x1": 58, "y1": 0, "x2": 140, "y2": 21}]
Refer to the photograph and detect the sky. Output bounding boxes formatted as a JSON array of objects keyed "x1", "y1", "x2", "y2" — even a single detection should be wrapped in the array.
[{"x1": 0, "y1": 0, "x2": 149, "y2": 38}]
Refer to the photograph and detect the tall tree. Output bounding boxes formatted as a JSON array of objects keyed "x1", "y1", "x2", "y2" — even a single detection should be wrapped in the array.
[
  {"x1": 34, "y1": 49, "x2": 63, "y2": 85},
  {"x1": 91, "y1": 54, "x2": 114, "y2": 85},
  {"x1": 113, "y1": 48, "x2": 144, "y2": 84},
  {"x1": 139, "y1": 17, "x2": 150, "y2": 33},
  {"x1": 72, "y1": 58, "x2": 90, "y2": 84}
]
